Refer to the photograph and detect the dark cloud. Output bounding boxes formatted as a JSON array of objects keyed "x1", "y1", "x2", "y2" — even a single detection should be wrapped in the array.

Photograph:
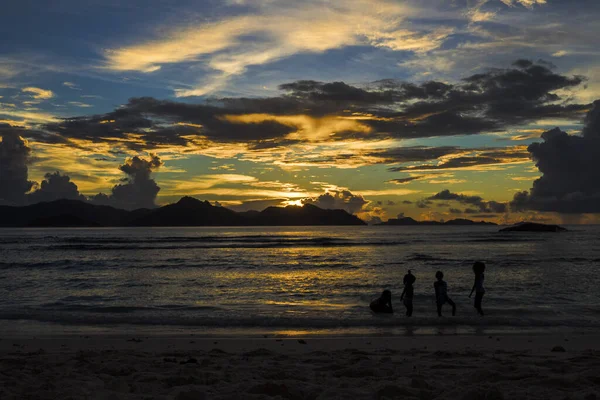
[
  {"x1": 416, "y1": 199, "x2": 432, "y2": 209},
  {"x1": 303, "y1": 190, "x2": 368, "y2": 214},
  {"x1": 1, "y1": 125, "x2": 166, "y2": 209},
  {"x1": 90, "y1": 154, "x2": 163, "y2": 210},
  {"x1": 402, "y1": 200, "x2": 413, "y2": 204},
  {"x1": 374, "y1": 146, "x2": 462, "y2": 164},
  {"x1": 43, "y1": 97, "x2": 297, "y2": 151},
  {"x1": 388, "y1": 177, "x2": 421, "y2": 184},
  {"x1": 428, "y1": 189, "x2": 507, "y2": 213},
  {"x1": 0, "y1": 129, "x2": 35, "y2": 204},
  {"x1": 388, "y1": 147, "x2": 530, "y2": 172},
  {"x1": 449, "y1": 208, "x2": 462, "y2": 214},
  {"x1": 27, "y1": 171, "x2": 86, "y2": 204},
  {"x1": 511, "y1": 101, "x2": 600, "y2": 213},
  {"x1": 12, "y1": 60, "x2": 585, "y2": 154}
]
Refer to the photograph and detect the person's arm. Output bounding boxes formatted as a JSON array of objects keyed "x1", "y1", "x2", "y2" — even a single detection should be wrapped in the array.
[
  {"x1": 434, "y1": 282, "x2": 440, "y2": 299},
  {"x1": 469, "y1": 278, "x2": 476, "y2": 298},
  {"x1": 386, "y1": 300, "x2": 393, "y2": 313},
  {"x1": 400, "y1": 287, "x2": 406, "y2": 300}
]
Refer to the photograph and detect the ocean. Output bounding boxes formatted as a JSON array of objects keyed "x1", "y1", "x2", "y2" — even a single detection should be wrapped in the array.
[{"x1": 1, "y1": 226, "x2": 599, "y2": 337}]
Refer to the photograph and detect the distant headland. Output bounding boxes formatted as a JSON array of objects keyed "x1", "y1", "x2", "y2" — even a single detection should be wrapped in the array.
[
  {"x1": 0, "y1": 196, "x2": 366, "y2": 227},
  {"x1": 499, "y1": 222, "x2": 567, "y2": 232},
  {"x1": 376, "y1": 217, "x2": 497, "y2": 226}
]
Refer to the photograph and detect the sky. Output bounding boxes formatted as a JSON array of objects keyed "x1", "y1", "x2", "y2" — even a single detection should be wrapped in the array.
[{"x1": 1, "y1": 0, "x2": 600, "y2": 224}]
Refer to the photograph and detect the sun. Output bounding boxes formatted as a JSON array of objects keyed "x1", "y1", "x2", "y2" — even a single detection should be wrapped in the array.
[{"x1": 283, "y1": 199, "x2": 304, "y2": 207}]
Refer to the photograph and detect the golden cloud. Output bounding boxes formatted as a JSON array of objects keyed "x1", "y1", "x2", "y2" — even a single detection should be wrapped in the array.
[
  {"x1": 21, "y1": 87, "x2": 55, "y2": 100},
  {"x1": 101, "y1": 0, "x2": 451, "y2": 96}
]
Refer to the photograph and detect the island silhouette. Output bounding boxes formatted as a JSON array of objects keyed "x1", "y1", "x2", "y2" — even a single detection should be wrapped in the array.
[
  {"x1": 376, "y1": 216, "x2": 497, "y2": 226},
  {"x1": 0, "y1": 196, "x2": 367, "y2": 227}
]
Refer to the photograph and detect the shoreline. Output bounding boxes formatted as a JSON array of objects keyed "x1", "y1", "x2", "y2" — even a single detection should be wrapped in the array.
[
  {"x1": 1, "y1": 333, "x2": 595, "y2": 352},
  {"x1": 2, "y1": 319, "x2": 599, "y2": 340}
]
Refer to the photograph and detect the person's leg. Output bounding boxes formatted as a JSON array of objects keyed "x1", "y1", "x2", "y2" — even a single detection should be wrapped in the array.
[
  {"x1": 474, "y1": 292, "x2": 484, "y2": 316},
  {"x1": 406, "y1": 300, "x2": 413, "y2": 317},
  {"x1": 436, "y1": 302, "x2": 442, "y2": 317},
  {"x1": 447, "y1": 298, "x2": 456, "y2": 316}
]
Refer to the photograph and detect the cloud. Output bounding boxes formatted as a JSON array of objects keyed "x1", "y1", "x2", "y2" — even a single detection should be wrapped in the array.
[
  {"x1": 302, "y1": 190, "x2": 368, "y2": 214},
  {"x1": 1, "y1": 127, "x2": 163, "y2": 209},
  {"x1": 43, "y1": 97, "x2": 297, "y2": 151},
  {"x1": 428, "y1": 189, "x2": 507, "y2": 213},
  {"x1": 0, "y1": 129, "x2": 35, "y2": 204},
  {"x1": 27, "y1": 171, "x2": 86, "y2": 203},
  {"x1": 387, "y1": 177, "x2": 421, "y2": 185},
  {"x1": 0, "y1": 107, "x2": 58, "y2": 125},
  {"x1": 370, "y1": 146, "x2": 463, "y2": 164},
  {"x1": 388, "y1": 147, "x2": 531, "y2": 172},
  {"x1": 90, "y1": 154, "x2": 163, "y2": 210},
  {"x1": 227, "y1": 198, "x2": 287, "y2": 212},
  {"x1": 499, "y1": 0, "x2": 546, "y2": 8},
  {"x1": 68, "y1": 102, "x2": 93, "y2": 108},
  {"x1": 416, "y1": 199, "x2": 432, "y2": 209},
  {"x1": 101, "y1": 0, "x2": 450, "y2": 95},
  {"x1": 510, "y1": 101, "x2": 600, "y2": 213},
  {"x1": 27, "y1": 60, "x2": 586, "y2": 167},
  {"x1": 21, "y1": 87, "x2": 54, "y2": 100},
  {"x1": 63, "y1": 82, "x2": 81, "y2": 90}
]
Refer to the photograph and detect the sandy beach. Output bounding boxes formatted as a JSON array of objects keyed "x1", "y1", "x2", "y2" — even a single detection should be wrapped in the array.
[{"x1": 1, "y1": 333, "x2": 599, "y2": 399}]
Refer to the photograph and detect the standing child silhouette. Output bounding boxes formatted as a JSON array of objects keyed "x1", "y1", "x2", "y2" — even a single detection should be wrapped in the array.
[
  {"x1": 434, "y1": 271, "x2": 456, "y2": 317},
  {"x1": 469, "y1": 261, "x2": 486, "y2": 316},
  {"x1": 400, "y1": 270, "x2": 416, "y2": 317}
]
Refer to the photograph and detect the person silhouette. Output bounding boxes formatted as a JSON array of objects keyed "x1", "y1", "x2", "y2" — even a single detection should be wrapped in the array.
[
  {"x1": 370, "y1": 290, "x2": 393, "y2": 314},
  {"x1": 400, "y1": 270, "x2": 416, "y2": 317},
  {"x1": 434, "y1": 271, "x2": 456, "y2": 317},
  {"x1": 469, "y1": 261, "x2": 486, "y2": 316}
]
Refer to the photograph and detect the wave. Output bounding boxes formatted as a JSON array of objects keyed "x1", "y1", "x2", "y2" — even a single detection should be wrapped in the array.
[
  {"x1": 1, "y1": 309, "x2": 598, "y2": 329},
  {"x1": 35, "y1": 304, "x2": 224, "y2": 313},
  {"x1": 29, "y1": 240, "x2": 408, "y2": 251}
]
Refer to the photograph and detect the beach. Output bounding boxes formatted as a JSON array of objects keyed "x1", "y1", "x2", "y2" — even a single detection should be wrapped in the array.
[
  {"x1": 2, "y1": 227, "x2": 600, "y2": 399},
  {"x1": 1, "y1": 333, "x2": 599, "y2": 399}
]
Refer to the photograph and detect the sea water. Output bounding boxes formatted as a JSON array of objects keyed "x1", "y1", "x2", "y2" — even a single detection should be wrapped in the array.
[{"x1": 0, "y1": 226, "x2": 599, "y2": 336}]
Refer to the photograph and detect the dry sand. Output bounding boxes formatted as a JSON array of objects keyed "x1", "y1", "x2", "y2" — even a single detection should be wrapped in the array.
[{"x1": 1, "y1": 334, "x2": 599, "y2": 399}]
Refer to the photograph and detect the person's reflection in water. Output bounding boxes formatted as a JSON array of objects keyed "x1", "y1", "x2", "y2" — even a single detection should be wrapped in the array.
[{"x1": 370, "y1": 290, "x2": 393, "y2": 314}]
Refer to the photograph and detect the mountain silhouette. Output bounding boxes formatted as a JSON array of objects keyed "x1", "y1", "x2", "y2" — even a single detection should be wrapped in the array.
[
  {"x1": 0, "y1": 197, "x2": 365, "y2": 227},
  {"x1": 252, "y1": 203, "x2": 365, "y2": 225},
  {"x1": 0, "y1": 199, "x2": 134, "y2": 227},
  {"x1": 129, "y1": 196, "x2": 246, "y2": 226}
]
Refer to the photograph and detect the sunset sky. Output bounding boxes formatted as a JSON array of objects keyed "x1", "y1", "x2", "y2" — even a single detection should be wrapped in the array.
[{"x1": 1, "y1": 0, "x2": 600, "y2": 223}]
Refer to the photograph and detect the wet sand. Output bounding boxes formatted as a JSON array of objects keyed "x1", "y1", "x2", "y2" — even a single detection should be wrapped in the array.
[{"x1": 1, "y1": 334, "x2": 599, "y2": 399}]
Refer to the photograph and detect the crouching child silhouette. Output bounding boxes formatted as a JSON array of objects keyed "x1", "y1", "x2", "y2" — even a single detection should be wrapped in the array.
[
  {"x1": 370, "y1": 290, "x2": 393, "y2": 314},
  {"x1": 400, "y1": 270, "x2": 416, "y2": 317},
  {"x1": 434, "y1": 271, "x2": 456, "y2": 317}
]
